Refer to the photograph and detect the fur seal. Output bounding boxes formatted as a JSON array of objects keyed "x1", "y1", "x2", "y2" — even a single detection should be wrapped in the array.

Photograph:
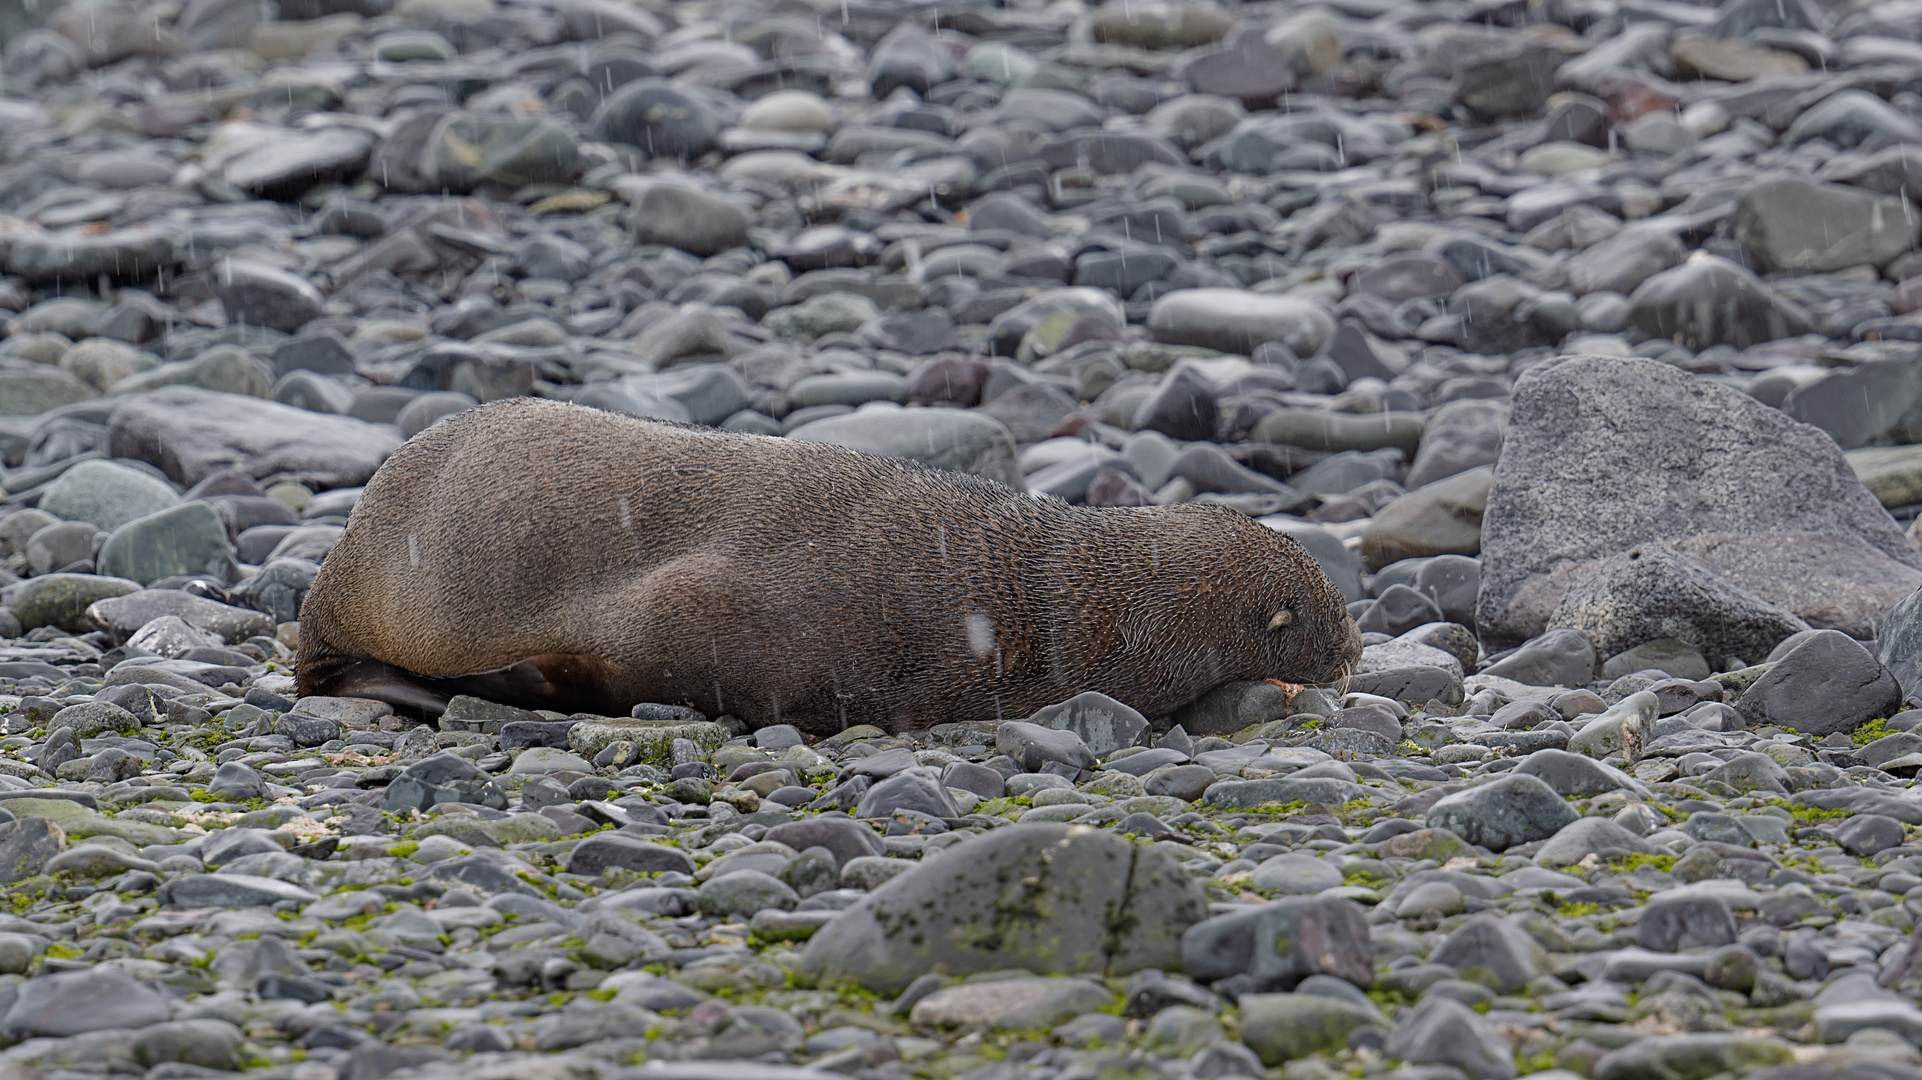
[{"x1": 296, "y1": 398, "x2": 1361, "y2": 734}]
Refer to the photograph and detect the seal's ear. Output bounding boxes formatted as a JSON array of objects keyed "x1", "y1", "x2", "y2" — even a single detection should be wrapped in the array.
[{"x1": 1268, "y1": 609, "x2": 1293, "y2": 629}]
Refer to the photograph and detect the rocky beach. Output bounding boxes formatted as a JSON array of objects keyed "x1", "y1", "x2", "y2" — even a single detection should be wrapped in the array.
[{"x1": 6, "y1": 0, "x2": 1922, "y2": 1078}]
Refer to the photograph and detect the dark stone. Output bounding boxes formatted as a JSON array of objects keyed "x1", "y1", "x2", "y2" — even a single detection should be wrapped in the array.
[
  {"x1": 0, "y1": 819, "x2": 64, "y2": 885},
  {"x1": 996, "y1": 721, "x2": 1096, "y2": 773},
  {"x1": 1835, "y1": 814, "x2": 1906, "y2": 857},
  {"x1": 380, "y1": 754, "x2": 508, "y2": 813},
  {"x1": 273, "y1": 712, "x2": 339, "y2": 747},
  {"x1": 1638, "y1": 894, "x2": 1737, "y2": 952},
  {"x1": 567, "y1": 835, "x2": 695, "y2": 876},
  {"x1": 854, "y1": 770, "x2": 959, "y2": 820},
  {"x1": 500, "y1": 720, "x2": 581, "y2": 749},
  {"x1": 1429, "y1": 914, "x2": 1543, "y2": 993},
  {"x1": 0, "y1": 968, "x2": 170, "y2": 1039},
  {"x1": 941, "y1": 761, "x2": 1006, "y2": 799},
  {"x1": 1737, "y1": 630, "x2": 1901, "y2": 737},
  {"x1": 1424, "y1": 773, "x2": 1578, "y2": 851},
  {"x1": 1181, "y1": 895, "x2": 1373, "y2": 990},
  {"x1": 590, "y1": 80, "x2": 718, "y2": 159},
  {"x1": 763, "y1": 818, "x2": 886, "y2": 866},
  {"x1": 1356, "y1": 585, "x2": 1443, "y2": 637},
  {"x1": 1344, "y1": 666, "x2": 1464, "y2": 706}
]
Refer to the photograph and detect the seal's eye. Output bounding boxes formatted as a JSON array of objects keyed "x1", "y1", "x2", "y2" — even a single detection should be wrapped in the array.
[{"x1": 1268, "y1": 609, "x2": 1293, "y2": 629}]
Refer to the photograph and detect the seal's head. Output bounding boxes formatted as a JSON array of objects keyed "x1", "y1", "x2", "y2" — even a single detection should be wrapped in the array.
[
  {"x1": 1111, "y1": 506, "x2": 1363, "y2": 705},
  {"x1": 1236, "y1": 524, "x2": 1363, "y2": 688}
]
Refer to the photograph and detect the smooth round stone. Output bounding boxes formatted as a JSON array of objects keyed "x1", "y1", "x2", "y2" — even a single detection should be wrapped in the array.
[
  {"x1": 1518, "y1": 141, "x2": 1613, "y2": 176},
  {"x1": 1247, "y1": 853, "x2": 1344, "y2": 894},
  {"x1": 1670, "y1": 36, "x2": 1809, "y2": 81},
  {"x1": 1783, "y1": 89, "x2": 1922, "y2": 149},
  {"x1": 18, "y1": 298, "x2": 104, "y2": 338},
  {"x1": 0, "y1": 934, "x2": 35, "y2": 975},
  {"x1": 1146, "y1": 288, "x2": 1334, "y2": 356},
  {"x1": 1626, "y1": 113, "x2": 1695, "y2": 156},
  {"x1": 780, "y1": 404, "x2": 852, "y2": 432},
  {"x1": 1680, "y1": 101, "x2": 1731, "y2": 137},
  {"x1": 393, "y1": 0, "x2": 493, "y2": 16},
  {"x1": 27, "y1": 521, "x2": 98, "y2": 576},
  {"x1": 50, "y1": 701, "x2": 138, "y2": 737},
  {"x1": 1628, "y1": 254, "x2": 1810, "y2": 349},
  {"x1": 763, "y1": 292, "x2": 881, "y2": 338},
  {"x1": 1019, "y1": 804, "x2": 1097, "y2": 823},
  {"x1": 221, "y1": 127, "x2": 374, "y2": 194},
  {"x1": 629, "y1": 183, "x2": 749, "y2": 256},
  {"x1": 1090, "y1": 0, "x2": 1235, "y2": 49},
  {"x1": 1351, "y1": 254, "x2": 1467, "y2": 303},
  {"x1": 370, "y1": 30, "x2": 455, "y2": 61},
  {"x1": 62, "y1": 338, "x2": 155, "y2": 391},
  {"x1": 1577, "y1": 292, "x2": 1633, "y2": 333},
  {"x1": 697, "y1": 869, "x2": 798, "y2": 918},
  {"x1": 1395, "y1": 881, "x2": 1465, "y2": 918},
  {"x1": 10, "y1": 573, "x2": 140, "y2": 633},
  {"x1": 396, "y1": 392, "x2": 478, "y2": 438},
  {"x1": 786, "y1": 372, "x2": 906, "y2": 409},
  {"x1": 717, "y1": 128, "x2": 827, "y2": 154},
  {"x1": 1138, "y1": 172, "x2": 1230, "y2": 209},
  {"x1": 419, "y1": 113, "x2": 580, "y2": 192},
  {"x1": 508, "y1": 746, "x2": 595, "y2": 775},
  {"x1": 1146, "y1": 95, "x2": 1246, "y2": 148},
  {"x1": 739, "y1": 90, "x2": 836, "y2": 132},
  {"x1": 1263, "y1": 12, "x2": 1340, "y2": 78},
  {"x1": 963, "y1": 42, "x2": 1040, "y2": 85},
  {"x1": 992, "y1": 88, "x2": 1103, "y2": 132},
  {"x1": 593, "y1": 79, "x2": 719, "y2": 160},
  {"x1": 1, "y1": 333, "x2": 74, "y2": 365},
  {"x1": 248, "y1": 14, "x2": 360, "y2": 60},
  {"x1": 2, "y1": 969, "x2": 171, "y2": 1039},
  {"x1": 717, "y1": 151, "x2": 835, "y2": 183},
  {"x1": 40, "y1": 460, "x2": 179, "y2": 531},
  {"x1": 97, "y1": 502, "x2": 234, "y2": 585}
]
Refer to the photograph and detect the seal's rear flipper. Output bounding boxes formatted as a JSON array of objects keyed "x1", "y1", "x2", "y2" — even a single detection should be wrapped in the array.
[{"x1": 307, "y1": 654, "x2": 623, "y2": 718}]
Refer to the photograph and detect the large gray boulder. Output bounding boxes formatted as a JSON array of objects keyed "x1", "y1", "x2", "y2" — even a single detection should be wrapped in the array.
[
  {"x1": 1544, "y1": 542, "x2": 1810, "y2": 669},
  {"x1": 798, "y1": 823, "x2": 1208, "y2": 994},
  {"x1": 1878, "y1": 584, "x2": 1922, "y2": 705},
  {"x1": 786, "y1": 403, "x2": 1024, "y2": 490},
  {"x1": 107, "y1": 387, "x2": 403, "y2": 489},
  {"x1": 1477, "y1": 356, "x2": 1920, "y2": 649}
]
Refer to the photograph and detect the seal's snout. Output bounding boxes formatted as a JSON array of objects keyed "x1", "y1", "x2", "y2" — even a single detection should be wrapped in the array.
[
  {"x1": 1331, "y1": 612, "x2": 1363, "y2": 682},
  {"x1": 1286, "y1": 602, "x2": 1361, "y2": 686}
]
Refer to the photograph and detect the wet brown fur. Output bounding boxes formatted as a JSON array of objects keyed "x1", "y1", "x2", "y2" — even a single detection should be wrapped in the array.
[{"x1": 296, "y1": 397, "x2": 1362, "y2": 734}]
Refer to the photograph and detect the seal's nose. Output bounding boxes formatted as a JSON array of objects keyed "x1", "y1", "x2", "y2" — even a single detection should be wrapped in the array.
[{"x1": 1331, "y1": 612, "x2": 1363, "y2": 681}]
